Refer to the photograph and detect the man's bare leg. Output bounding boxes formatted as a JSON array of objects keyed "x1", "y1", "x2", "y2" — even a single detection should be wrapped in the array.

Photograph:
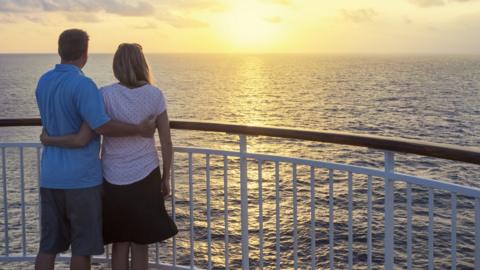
[
  {"x1": 70, "y1": 255, "x2": 91, "y2": 270},
  {"x1": 112, "y1": 242, "x2": 130, "y2": 270},
  {"x1": 34, "y1": 252, "x2": 56, "y2": 270}
]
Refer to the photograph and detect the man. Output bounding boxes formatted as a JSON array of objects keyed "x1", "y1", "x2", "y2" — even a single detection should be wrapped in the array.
[{"x1": 34, "y1": 29, "x2": 156, "y2": 270}]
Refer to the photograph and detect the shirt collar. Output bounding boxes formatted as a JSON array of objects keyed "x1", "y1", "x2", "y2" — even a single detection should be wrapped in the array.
[{"x1": 54, "y1": 64, "x2": 83, "y2": 74}]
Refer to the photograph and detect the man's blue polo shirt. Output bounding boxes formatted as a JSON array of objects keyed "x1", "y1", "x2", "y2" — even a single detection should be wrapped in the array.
[{"x1": 35, "y1": 64, "x2": 110, "y2": 189}]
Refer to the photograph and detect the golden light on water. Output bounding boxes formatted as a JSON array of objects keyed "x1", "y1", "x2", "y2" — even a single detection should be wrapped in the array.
[{"x1": 233, "y1": 56, "x2": 273, "y2": 127}]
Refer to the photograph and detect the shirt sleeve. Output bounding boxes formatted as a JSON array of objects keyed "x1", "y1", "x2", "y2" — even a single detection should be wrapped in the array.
[
  {"x1": 157, "y1": 89, "x2": 167, "y2": 115},
  {"x1": 74, "y1": 78, "x2": 111, "y2": 129}
]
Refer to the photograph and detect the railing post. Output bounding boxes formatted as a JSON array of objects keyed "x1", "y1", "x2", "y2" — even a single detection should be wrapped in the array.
[
  {"x1": 2, "y1": 147, "x2": 9, "y2": 257},
  {"x1": 384, "y1": 151, "x2": 395, "y2": 270},
  {"x1": 239, "y1": 135, "x2": 249, "y2": 270},
  {"x1": 475, "y1": 197, "x2": 480, "y2": 270}
]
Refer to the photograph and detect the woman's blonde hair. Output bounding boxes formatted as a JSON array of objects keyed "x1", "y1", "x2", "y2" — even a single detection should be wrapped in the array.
[{"x1": 113, "y1": 43, "x2": 152, "y2": 87}]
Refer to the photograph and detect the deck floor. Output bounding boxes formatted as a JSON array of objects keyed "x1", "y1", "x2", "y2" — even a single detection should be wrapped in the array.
[{"x1": 0, "y1": 261, "x2": 108, "y2": 269}]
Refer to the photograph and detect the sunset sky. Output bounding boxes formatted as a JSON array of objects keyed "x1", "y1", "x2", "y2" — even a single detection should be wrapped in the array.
[{"x1": 0, "y1": 0, "x2": 480, "y2": 54}]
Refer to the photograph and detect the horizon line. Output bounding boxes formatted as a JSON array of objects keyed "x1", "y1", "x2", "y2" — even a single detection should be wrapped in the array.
[{"x1": 1, "y1": 52, "x2": 480, "y2": 56}]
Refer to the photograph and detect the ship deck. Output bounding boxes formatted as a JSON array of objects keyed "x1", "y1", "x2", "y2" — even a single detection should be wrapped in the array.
[{"x1": 0, "y1": 118, "x2": 479, "y2": 269}]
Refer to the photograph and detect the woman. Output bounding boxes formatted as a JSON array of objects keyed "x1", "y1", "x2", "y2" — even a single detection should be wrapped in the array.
[{"x1": 41, "y1": 43, "x2": 178, "y2": 270}]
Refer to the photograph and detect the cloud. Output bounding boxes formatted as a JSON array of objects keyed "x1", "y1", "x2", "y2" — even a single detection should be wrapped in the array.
[
  {"x1": 0, "y1": 0, "x2": 226, "y2": 15},
  {"x1": 0, "y1": 0, "x2": 155, "y2": 16},
  {"x1": 407, "y1": 0, "x2": 477, "y2": 7},
  {"x1": 262, "y1": 0, "x2": 292, "y2": 5},
  {"x1": 0, "y1": 14, "x2": 15, "y2": 23},
  {"x1": 161, "y1": 16, "x2": 208, "y2": 28},
  {"x1": 0, "y1": 0, "x2": 218, "y2": 29},
  {"x1": 407, "y1": 0, "x2": 445, "y2": 7},
  {"x1": 25, "y1": 15, "x2": 47, "y2": 24},
  {"x1": 102, "y1": 1, "x2": 154, "y2": 16},
  {"x1": 0, "y1": 12, "x2": 48, "y2": 24},
  {"x1": 134, "y1": 21, "x2": 157, "y2": 29},
  {"x1": 166, "y1": 0, "x2": 226, "y2": 12},
  {"x1": 155, "y1": 9, "x2": 209, "y2": 28},
  {"x1": 0, "y1": 0, "x2": 215, "y2": 28},
  {"x1": 264, "y1": 16, "x2": 282, "y2": 23},
  {"x1": 452, "y1": 11, "x2": 480, "y2": 27},
  {"x1": 403, "y1": 16, "x2": 413, "y2": 24},
  {"x1": 65, "y1": 12, "x2": 102, "y2": 23},
  {"x1": 341, "y1": 8, "x2": 377, "y2": 23},
  {"x1": 0, "y1": 0, "x2": 38, "y2": 13}
]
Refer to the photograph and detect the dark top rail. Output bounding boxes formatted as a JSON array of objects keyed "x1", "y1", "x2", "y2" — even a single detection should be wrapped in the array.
[{"x1": 1, "y1": 118, "x2": 480, "y2": 165}]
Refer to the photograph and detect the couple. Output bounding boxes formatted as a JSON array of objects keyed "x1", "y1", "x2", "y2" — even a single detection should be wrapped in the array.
[{"x1": 35, "y1": 28, "x2": 177, "y2": 270}]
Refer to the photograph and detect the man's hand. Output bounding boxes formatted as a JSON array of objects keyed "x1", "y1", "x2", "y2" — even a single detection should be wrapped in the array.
[
  {"x1": 39, "y1": 128, "x2": 48, "y2": 145},
  {"x1": 138, "y1": 115, "x2": 157, "y2": 138}
]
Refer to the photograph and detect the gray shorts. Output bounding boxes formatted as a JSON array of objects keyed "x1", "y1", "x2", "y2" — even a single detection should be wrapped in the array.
[{"x1": 39, "y1": 185, "x2": 104, "y2": 256}]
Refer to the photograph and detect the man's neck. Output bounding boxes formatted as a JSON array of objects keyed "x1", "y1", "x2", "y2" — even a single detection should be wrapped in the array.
[{"x1": 60, "y1": 59, "x2": 83, "y2": 69}]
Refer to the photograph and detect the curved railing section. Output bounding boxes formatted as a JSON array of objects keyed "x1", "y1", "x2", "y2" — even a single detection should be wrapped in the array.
[
  {"x1": 0, "y1": 118, "x2": 479, "y2": 270},
  {"x1": 2, "y1": 118, "x2": 480, "y2": 164}
]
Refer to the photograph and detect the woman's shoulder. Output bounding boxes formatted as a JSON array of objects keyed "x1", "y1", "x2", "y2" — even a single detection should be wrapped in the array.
[
  {"x1": 143, "y1": 84, "x2": 162, "y2": 92},
  {"x1": 99, "y1": 83, "x2": 119, "y2": 94},
  {"x1": 144, "y1": 84, "x2": 166, "y2": 99}
]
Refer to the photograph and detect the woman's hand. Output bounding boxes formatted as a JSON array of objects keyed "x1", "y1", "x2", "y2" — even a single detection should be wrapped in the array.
[
  {"x1": 161, "y1": 175, "x2": 171, "y2": 199},
  {"x1": 157, "y1": 111, "x2": 173, "y2": 200}
]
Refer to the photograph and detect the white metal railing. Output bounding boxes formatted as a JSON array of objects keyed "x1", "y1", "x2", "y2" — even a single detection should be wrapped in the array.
[{"x1": 1, "y1": 126, "x2": 480, "y2": 269}]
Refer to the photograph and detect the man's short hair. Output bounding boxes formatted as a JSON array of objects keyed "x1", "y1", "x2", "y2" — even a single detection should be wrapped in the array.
[{"x1": 58, "y1": 29, "x2": 89, "y2": 61}]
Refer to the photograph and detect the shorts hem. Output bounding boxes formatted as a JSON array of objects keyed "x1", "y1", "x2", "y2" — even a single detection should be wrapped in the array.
[
  {"x1": 39, "y1": 247, "x2": 69, "y2": 255},
  {"x1": 71, "y1": 247, "x2": 105, "y2": 257}
]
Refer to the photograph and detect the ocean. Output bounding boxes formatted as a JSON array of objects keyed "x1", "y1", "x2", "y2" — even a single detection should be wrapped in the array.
[{"x1": 1, "y1": 54, "x2": 479, "y2": 269}]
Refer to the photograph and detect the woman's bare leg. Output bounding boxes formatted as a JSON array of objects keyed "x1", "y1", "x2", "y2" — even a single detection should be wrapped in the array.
[
  {"x1": 130, "y1": 243, "x2": 148, "y2": 270},
  {"x1": 111, "y1": 242, "x2": 130, "y2": 270}
]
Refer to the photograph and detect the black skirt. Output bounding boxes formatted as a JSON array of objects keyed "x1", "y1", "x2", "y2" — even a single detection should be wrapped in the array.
[{"x1": 102, "y1": 167, "x2": 178, "y2": 245}]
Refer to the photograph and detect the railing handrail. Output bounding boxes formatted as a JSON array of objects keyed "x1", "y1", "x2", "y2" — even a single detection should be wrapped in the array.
[{"x1": 1, "y1": 117, "x2": 480, "y2": 165}]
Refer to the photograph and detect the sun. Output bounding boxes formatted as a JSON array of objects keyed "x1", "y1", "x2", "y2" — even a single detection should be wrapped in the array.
[{"x1": 215, "y1": 1, "x2": 284, "y2": 52}]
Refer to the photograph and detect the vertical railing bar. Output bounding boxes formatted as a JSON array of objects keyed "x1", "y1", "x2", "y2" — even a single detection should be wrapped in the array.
[
  {"x1": 155, "y1": 243, "x2": 159, "y2": 265},
  {"x1": 347, "y1": 172, "x2": 353, "y2": 270},
  {"x1": 329, "y1": 169, "x2": 334, "y2": 270},
  {"x1": 292, "y1": 163, "x2": 298, "y2": 270},
  {"x1": 258, "y1": 159, "x2": 264, "y2": 270},
  {"x1": 428, "y1": 188, "x2": 434, "y2": 270},
  {"x1": 275, "y1": 161, "x2": 281, "y2": 270},
  {"x1": 384, "y1": 151, "x2": 395, "y2": 270},
  {"x1": 36, "y1": 147, "x2": 41, "y2": 236},
  {"x1": 106, "y1": 244, "x2": 110, "y2": 261},
  {"x1": 19, "y1": 147, "x2": 26, "y2": 256},
  {"x1": 2, "y1": 147, "x2": 9, "y2": 256},
  {"x1": 310, "y1": 166, "x2": 316, "y2": 270},
  {"x1": 171, "y1": 152, "x2": 177, "y2": 267},
  {"x1": 206, "y1": 154, "x2": 212, "y2": 270},
  {"x1": 475, "y1": 197, "x2": 480, "y2": 270},
  {"x1": 406, "y1": 183, "x2": 412, "y2": 270},
  {"x1": 223, "y1": 155, "x2": 229, "y2": 270},
  {"x1": 367, "y1": 175, "x2": 372, "y2": 270},
  {"x1": 451, "y1": 192, "x2": 456, "y2": 270},
  {"x1": 239, "y1": 135, "x2": 249, "y2": 270},
  {"x1": 107, "y1": 244, "x2": 112, "y2": 268},
  {"x1": 188, "y1": 152, "x2": 195, "y2": 268}
]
